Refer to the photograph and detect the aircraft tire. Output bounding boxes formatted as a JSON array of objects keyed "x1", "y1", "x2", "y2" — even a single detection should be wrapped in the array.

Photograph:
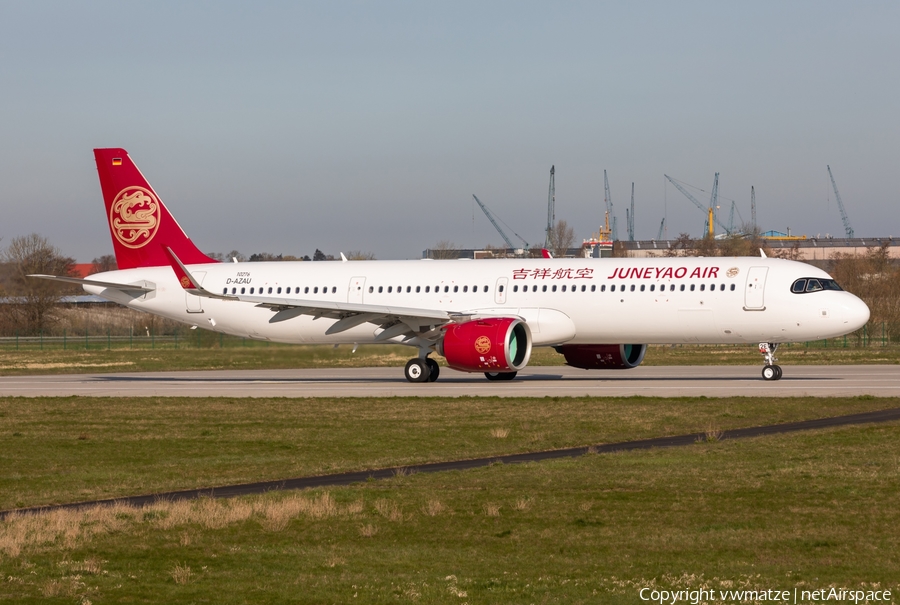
[
  {"x1": 761, "y1": 365, "x2": 777, "y2": 381},
  {"x1": 426, "y1": 358, "x2": 440, "y2": 382},
  {"x1": 405, "y1": 359, "x2": 430, "y2": 383}
]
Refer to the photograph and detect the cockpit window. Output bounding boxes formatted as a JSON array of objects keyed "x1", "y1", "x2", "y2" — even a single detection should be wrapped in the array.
[{"x1": 791, "y1": 277, "x2": 843, "y2": 294}]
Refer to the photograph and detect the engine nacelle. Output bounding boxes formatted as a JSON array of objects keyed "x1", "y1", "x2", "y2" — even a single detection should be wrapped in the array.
[
  {"x1": 556, "y1": 344, "x2": 647, "y2": 370},
  {"x1": 439, "y1": 318, "x2": 532, "y2": 373}
]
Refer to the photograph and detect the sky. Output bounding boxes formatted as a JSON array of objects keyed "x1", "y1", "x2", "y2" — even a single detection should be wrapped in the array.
[{"x1": 1, "y1": 1, "x2": 898, "y2": 261}]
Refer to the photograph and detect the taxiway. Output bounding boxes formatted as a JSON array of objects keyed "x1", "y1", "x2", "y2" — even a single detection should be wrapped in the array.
[{"x1": 0, "y1": 365, "x2": 898, "y2": 397}]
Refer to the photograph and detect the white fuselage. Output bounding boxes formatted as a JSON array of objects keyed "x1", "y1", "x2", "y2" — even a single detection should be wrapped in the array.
[{"x1": 84, "y1": 256, "x2": 869, "y2": 347}]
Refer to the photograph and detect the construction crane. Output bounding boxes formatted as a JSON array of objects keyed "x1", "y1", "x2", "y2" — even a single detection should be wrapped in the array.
[
  {"x1": 750, "y1": 186, "x2": 757, "y2": 232},
  {"x1": 603, "y1": 170, "x2": 618, "y2": 240},
  {"x1": 656, "y1": 217, "x2": 666, "y2": 241},
  {"x1": 707, "y1": 172, "x2": 719, "y2": 237},
  {"x1": 473, "y1": 195, "x2": 529, "y2": 251},
  {"x1": 626, "y1": 183, "x2": 635, "y2": 241},
  {"x1": 664, "y1": 174, "x2": 730, "y2": 236},
  {"x1": 827, "y1": 165, "x2": 854, "y2": 238},
  {"x1": 544, "y1": 165, "x2": 556, "y2": 248}
]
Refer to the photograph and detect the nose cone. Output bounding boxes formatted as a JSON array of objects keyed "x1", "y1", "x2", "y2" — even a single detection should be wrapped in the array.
[{"x1": 843, "y1": 294, "x2": 870, "y2": 332}]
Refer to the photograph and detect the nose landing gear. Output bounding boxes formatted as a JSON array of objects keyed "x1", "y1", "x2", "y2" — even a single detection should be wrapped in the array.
[{"x1": 759, "y1": 342, "x2": 782, "y2": 381}]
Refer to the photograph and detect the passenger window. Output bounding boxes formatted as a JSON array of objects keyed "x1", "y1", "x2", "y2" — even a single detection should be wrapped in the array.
[
  {"x1": 332, "y1": 287, "x2": 337, "y2": 294},
  {"x1": 369, "y1": 286, "x2": 373, "y2": 293},
  {"x1": 542, "y1": 285, "x2": 547, "y2": 292},
  {"x1": 416, "y1": 286, "x2": 420, "y2": 293},
  {"x1": 463, "y1": 285, "x2": 468, "y2": 293},
  {"x1": 551, "y1": 285, "x2": 556, "y2": 292},
  {"x1": 232, "y1": 287, "x2": 237, "y2": 294},
  {"x1": 498, "y1": 285, "x2": 504, "y2": 293},
  {"x1": 277, "y1": 287, "x2": 282, "y2": 294},
  {"x1": 378, "y1": 286, "x2": 383, "y2": 293},
  {"x1": 250, "y1": 287, "x2": 255, "y2": 294},
  {"x1": 305, "y1": 287, "x2": 310, "y2": 294},
  {"x1": 314, "y1": 287, "x2": 319, "y2": 294},
  {"x1": 513, "y1": 285, "x2": 518, "y2": 292},
  {"x1": 650, "y1": 284, "x2": 655, "y2": 292},
  {"x1": 453, "y1": 285, "x2": 459, "y2": 293},
  {"x1": 630, "y1": 284, "x2": 635, "y2": 292},
  {"x1": 700, "y1": 284, "x2": 705, "y2": 291},
  {"x1": 806, "y1": 279, "x2": 823, "y2": 292},
  {"x1": 223, "y1": 288, "x2": 228, "y2": 294},
  {"x1": 690, "y1": 284, "x2": 695, "y2": 291},
  {"x1": 610, "y1": 285, "x2": 616, "y2": 292},
  {"x1": 561, "y1": 285, "x2": 566, "y2": 292},
  {"x1": 640, "y1": 284, "x2": 645, "y2": 292},
  {"x1": 680, "y1": 284, "x2": 685, "y2": 291},
  {"x1": 444, "y1": 286, "x2": 449, "y2": 293},
  {"x1": 730, "y1": 284, "x2": 736, "y2": 291},
  {"x1": 483, "y1": 286, "x2": 488, "y2": 292},
  {"x1": 582, "y1": 285, "x2": 586, "y2": 292},
  {"x1": 241, "y1": 287, "x2": 246, "y2": 294},
  {"x1": 425, "y1": 286, "x2": 430, "y2": 293}
]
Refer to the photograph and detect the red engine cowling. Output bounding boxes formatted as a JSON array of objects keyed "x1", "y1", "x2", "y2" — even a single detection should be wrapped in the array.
[
  {"x1": 556, "y1": 344, "x2": 647, "y2": 370},
  {"x1": 439, "y1": 318, "x2": 532, "y2": 373}
]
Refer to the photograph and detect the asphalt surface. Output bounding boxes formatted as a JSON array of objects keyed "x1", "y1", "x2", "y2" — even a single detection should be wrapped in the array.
[
  {"x1": 0, "y1": 365, "x2": 898, "y2": 397},
  {"x1": 4, "y1": 405, "x2": 899, "y2": 520}
]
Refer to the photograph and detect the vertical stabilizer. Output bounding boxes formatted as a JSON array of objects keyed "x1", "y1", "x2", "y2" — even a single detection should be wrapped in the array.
[{"x1": 94, "y1": 148, "x2": 216, "y2": 269}]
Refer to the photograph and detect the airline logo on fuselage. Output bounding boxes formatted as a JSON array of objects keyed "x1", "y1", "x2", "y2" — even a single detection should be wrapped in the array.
[{"x1": 110, "y1": 186, "x2": 160, "y2": 249}]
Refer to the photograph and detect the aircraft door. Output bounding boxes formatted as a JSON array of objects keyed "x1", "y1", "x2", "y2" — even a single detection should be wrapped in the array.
[
  {"x1": 494, "y1": 277, "x2": 509, "y2": 304},
  {"x1": 348, "y1": 276, "x2": 366, "y2": 304},
  {"x1": 186, "y1": 271, "x2": 206, "y2": 313},
  {"x1": 744, "y1": 267, "x2": 768, "y2": 310}
]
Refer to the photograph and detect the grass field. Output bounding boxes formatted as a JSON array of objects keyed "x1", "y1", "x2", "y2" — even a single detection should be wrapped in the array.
[
  {"x1": 0, "y1": 340, "x2": 898, "y2": 376},
  {"x1": 2, "y1": 418, "x2": 899, "y2": 602}
]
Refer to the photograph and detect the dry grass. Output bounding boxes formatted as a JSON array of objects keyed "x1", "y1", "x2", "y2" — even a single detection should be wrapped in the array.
[
  {"x1": 358, "y1": 523, "x2": 378, "y2": 538},
  {"x1": 0, "y1": 492, "x2": 352, "y2": 557},
  {"x1": 483, "y1": 503, "x2": 501, "y2": 517},
  {"x1": 490, "y1": 428, "x2": 510, "y2": 439},
  {"x1": 170, "y1": 563, "x2": 192, "y2": 585},
  {"x1": 422, "y1": 499, "x2": 447, "y2": 517},
  {"x1": 514, "y1": 497, "x2": 531, "y2": 511},
  {"x1": 374, "y1": 499, "x2": 404, "y2": 522}
]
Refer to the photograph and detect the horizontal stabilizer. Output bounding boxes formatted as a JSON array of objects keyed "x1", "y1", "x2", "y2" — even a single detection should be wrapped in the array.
[{"x1": 28, "y1": 274, "x2": 155, "y2": 292}]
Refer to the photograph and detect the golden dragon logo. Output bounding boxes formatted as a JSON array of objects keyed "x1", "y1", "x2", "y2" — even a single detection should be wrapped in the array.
[
  {"x1": 474, "y1": 336, "x2": 492, "y2": 355},
  {"x1": 110, "y1": 187, "x2": 160, "y2": 249}
]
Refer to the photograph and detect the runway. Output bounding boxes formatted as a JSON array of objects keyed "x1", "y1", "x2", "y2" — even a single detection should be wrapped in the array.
[{"x1": 0, "y1": 365, "x2": 898, "y2": 397}]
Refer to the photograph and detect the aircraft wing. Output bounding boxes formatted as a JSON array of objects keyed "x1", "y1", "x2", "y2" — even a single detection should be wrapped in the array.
[{"x1": 163, "y1": 247, "x2": 483, "y2": 341}]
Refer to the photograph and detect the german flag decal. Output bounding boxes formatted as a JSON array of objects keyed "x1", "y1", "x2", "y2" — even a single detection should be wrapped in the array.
[{"x1": 112, "y1": 158, "x2": 122, "y2": 166}]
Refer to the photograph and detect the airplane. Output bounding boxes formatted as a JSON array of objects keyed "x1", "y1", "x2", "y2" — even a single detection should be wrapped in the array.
[{"x1": 32, "y1": 148, "x2": 870, "y2": 383}]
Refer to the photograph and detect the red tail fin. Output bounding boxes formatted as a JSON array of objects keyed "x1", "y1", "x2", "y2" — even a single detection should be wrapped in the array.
[{"x1": 94, "y1": 148, "x2": 216, "y2": 269}]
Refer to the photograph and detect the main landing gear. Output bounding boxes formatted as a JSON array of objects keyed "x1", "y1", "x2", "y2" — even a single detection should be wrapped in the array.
[
  {"x1": 404, "y1": 357, "x2": 440, "y2": 383},
  {"x1": 759, "y1": 342, "x2": 783, "y2": 381},
  {"x1": 485, "y1": 371, "x2": 517, "y2": 381}
]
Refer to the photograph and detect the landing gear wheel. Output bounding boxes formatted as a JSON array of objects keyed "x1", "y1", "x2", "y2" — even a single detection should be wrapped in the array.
[
  {"x1": 758, "y1": 342, "x2": 782, "y2": 381},
  {"x1": 485, "y1": 371, "x2": 517, "y2": 381},
  {"x1": 405, "y1": 359, "x2": 430, "y2": 383},
  {"x1": 762, "y1": 365, "x2": 777, "y2": 381},
  {"x1": 425, "y1": 358, "x2": 440, "y2": 382}
]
